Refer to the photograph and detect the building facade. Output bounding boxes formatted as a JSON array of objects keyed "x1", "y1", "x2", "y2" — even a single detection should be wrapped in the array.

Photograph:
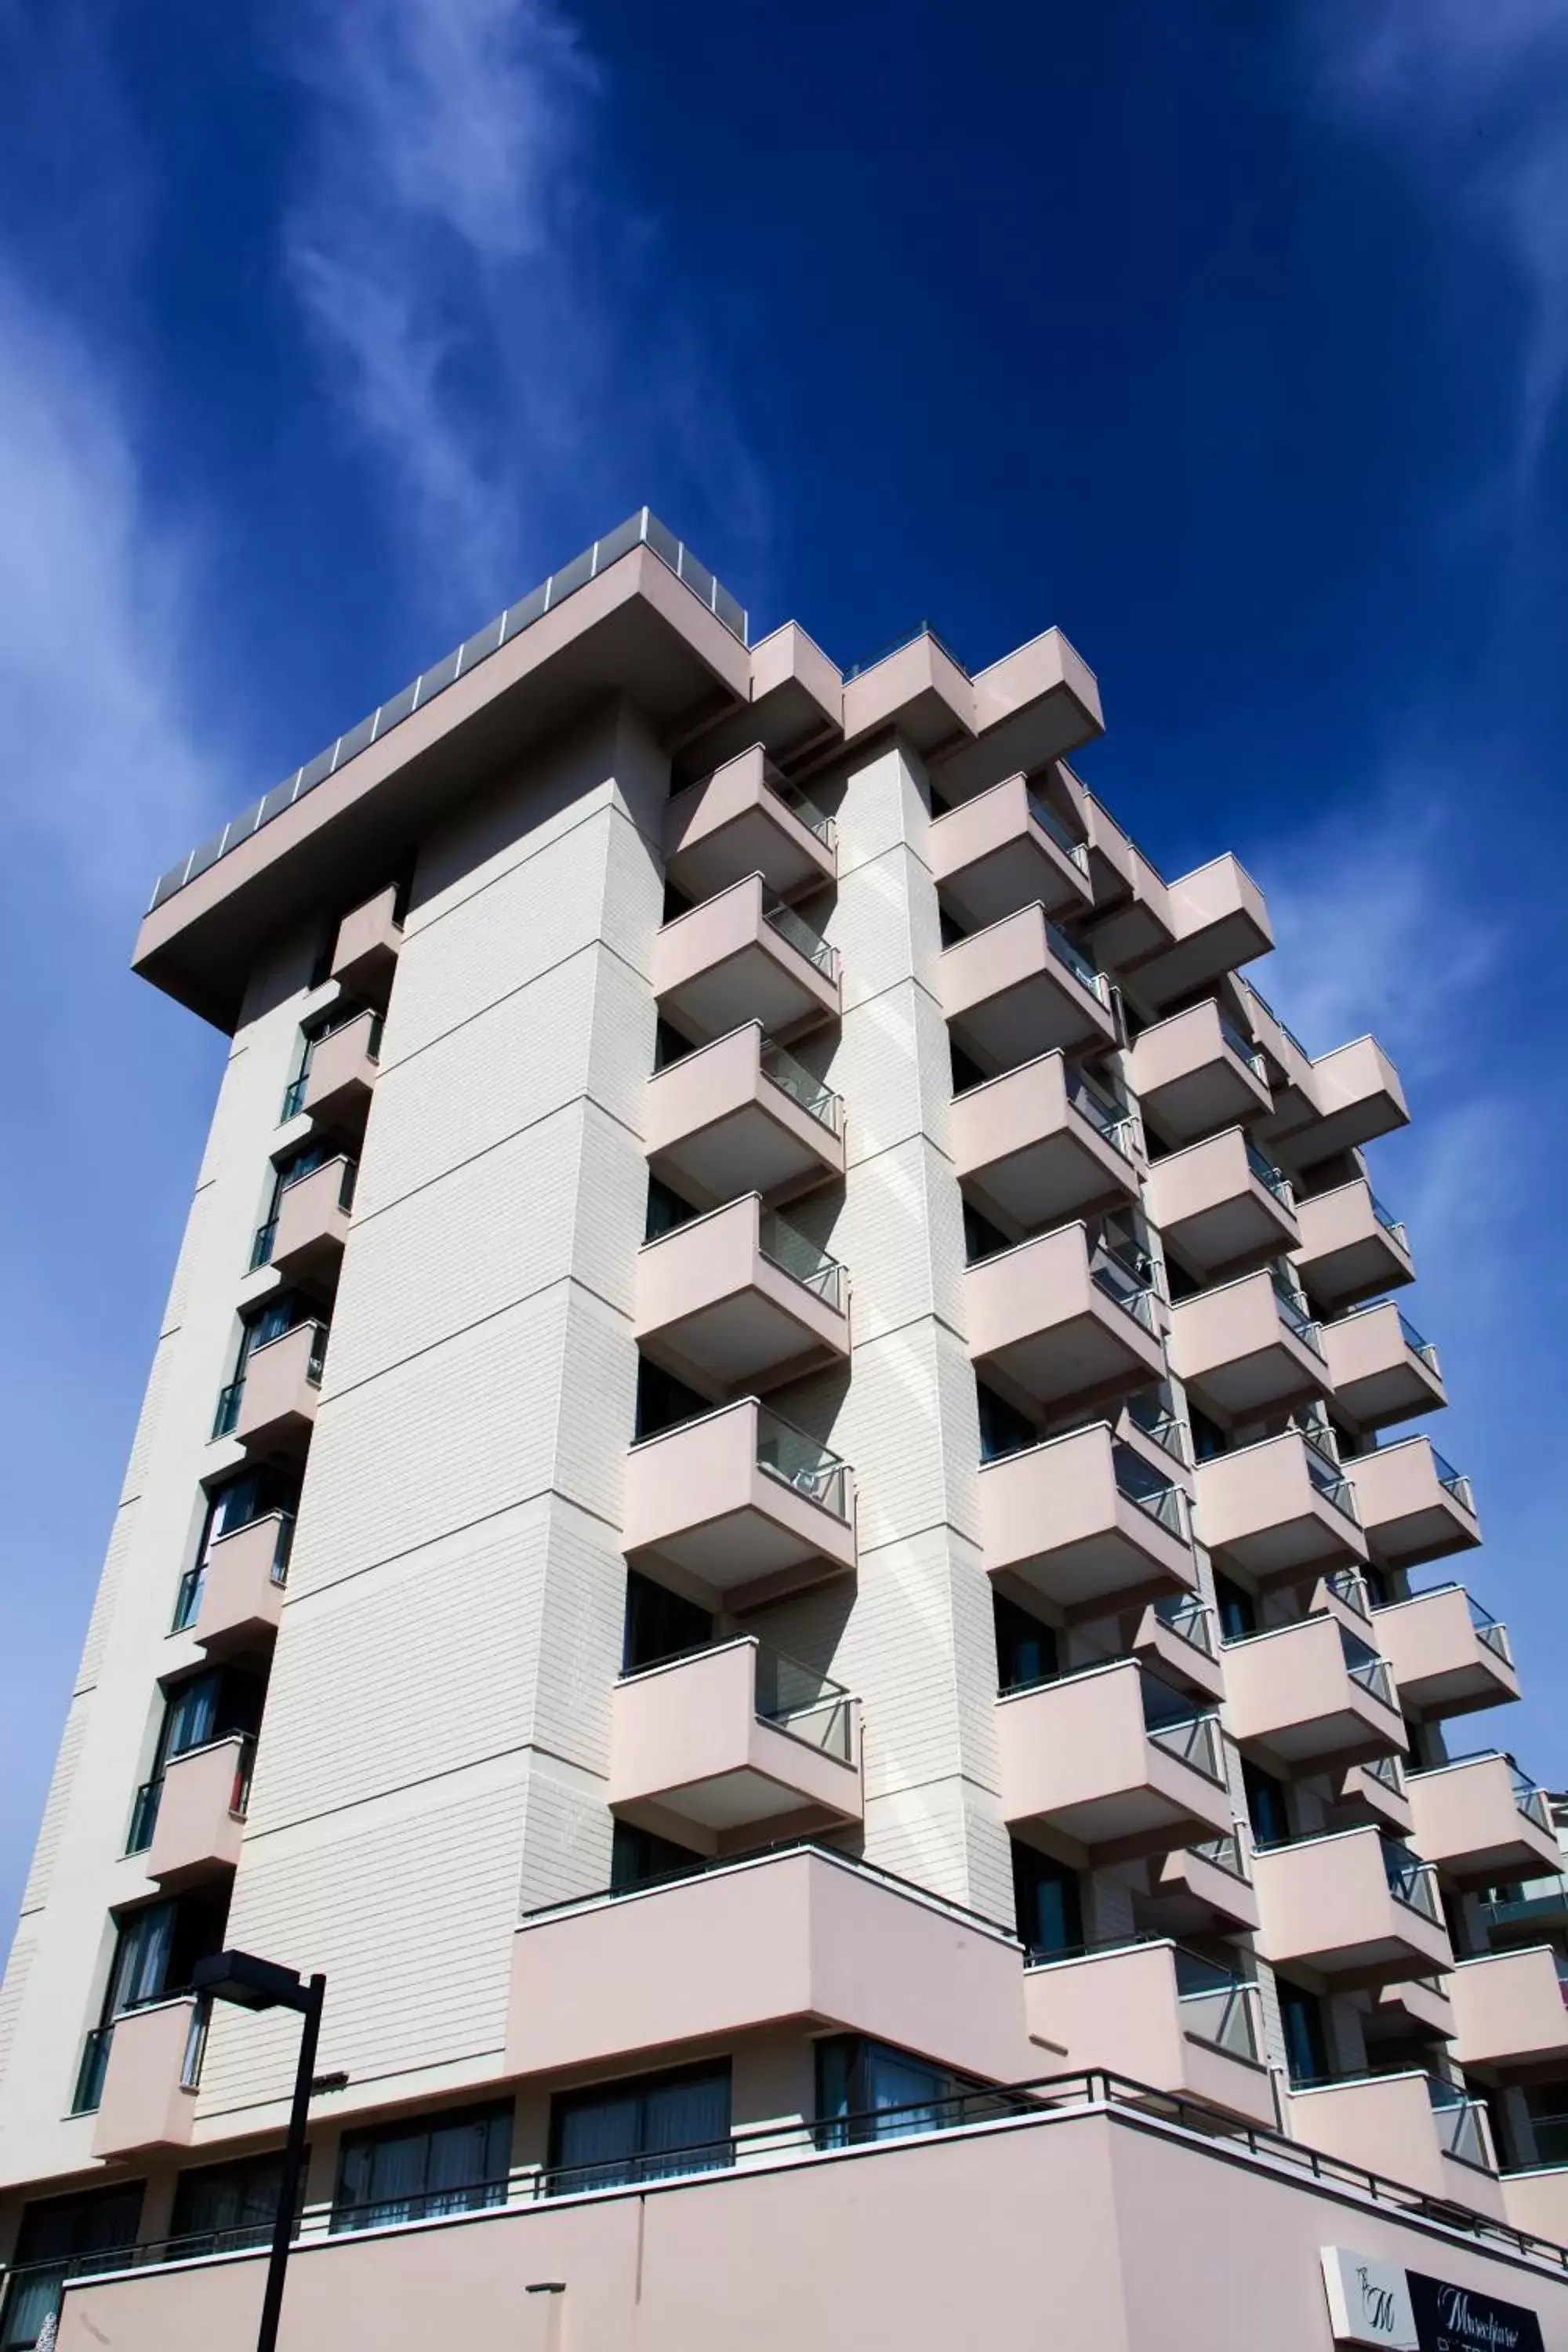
[{"x1": 2, "y1": 512, "x2": 1566, "y2": 2349}]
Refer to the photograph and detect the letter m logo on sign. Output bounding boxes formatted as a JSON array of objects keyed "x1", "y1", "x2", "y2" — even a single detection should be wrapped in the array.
[{"x1": 1322, "y1": 2248, "x2": 1419, "y2": 2351}]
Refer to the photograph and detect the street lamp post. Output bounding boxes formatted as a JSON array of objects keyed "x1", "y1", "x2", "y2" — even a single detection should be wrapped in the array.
[{"x1": 191, "y1": 1951, "x2": 326, "y2": 2352}]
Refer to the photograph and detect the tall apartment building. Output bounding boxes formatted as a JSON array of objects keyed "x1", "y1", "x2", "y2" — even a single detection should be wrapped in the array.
[{"x1": 2, "y1": 512, "x2": 1566, "y2": 2350}]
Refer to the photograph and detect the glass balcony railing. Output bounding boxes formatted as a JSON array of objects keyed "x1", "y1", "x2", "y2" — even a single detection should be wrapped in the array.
[
  {"x1": 125, "y1": 1777, "x2": 163, "y2": 1857},
  {"x1": 1426, "y1": 2074, "x2": 1490, "y2": 2169},
  {"x1": 1044, "y1": 919, "x2": 1109, "y2": 1004},
  {"x1": 1242, "y1": 984, "x2": 1311, "y2": 1064},
  {"x1": 842, "y1": 619, "x2": 967, "y2": 683},
  {"x1": 755, "y1": 1408, "x2": 850, "y2": 1521},
  {"x1": 1271, "y1": 1273, "x2": 1323, "y2": 1356},
  {"x1": 768, "y1": 775, "x2": 834, "y2": 847},
  {"x1": 1465, "y1": 1593, "x2": 1513, "y2": 1664},
  {"x1": 1304, "y1": 1443, "x2": 1358, "y2": 1519},
  {"x1": 1125, "y1": 1391, "x2": 1191, "y2": 1465},
  {"x1": 181, "y1": 1998, "x2": 210, "y2": 2092},
  {"x1": 1365, "y1": 1750, "x2": 1406, "y2": 1797},
  {"x1": 1113, "y1": 1444, "x2": 1189, "y2": 1541},
  {"x1": 1431, "y1": 1448, "x2": 1475, "y2": 1514},
  {"x1": 1174, "y1": 1949, "x2": 1262, "y2": 2062},
  {"x1": 757, "y1": 1210, "x2": 846, "y2": 1313},
  {"x1": 1244, "y1": 1139, "x2": 1291, "y2": 1203},
  {"x1": 1219, "y1": 1013, "x2": 1265, "y2": 1076},
  {"x1": 1153, "y1": 1591, "x2": 1214, "y2": 1657},
  {"x1": 1025, "y1": 791, "x2": 1091, "y2": 874},
  {"x1": 1092, "y1": 1252, "x2": 1160, "y2": 1335},
  {"x1": 1340, "y1": 1628, "x2": 1395, "y2": 1709},
  {"x1": 1323, "y1": 1565, "x2": 1371, "y2": 1620},
  {"x1": 1370, "y1": 1192, "x2": 1409, "y2": 1247},
  {"x1": 1396, "y1": 1312, "x2": 1439, "y2": 1370},
  {"x1": 1141, "y1": 1671, "x2": 1224, "y2": 1783},
  {"x1": 1508, "y1": 1761, "x2": 1553, "y2": 1835},
  {"x1": 1381, "y1": 1838, "x2": 1440, "y2": 1922},
  {"x1": 1068, "y1": 1074, "x2": 1137, "y2": 1160},
  {"x1": 71, "y1": 2025, "x2": 113, "y2": 2115},
  {"x1": 1191, "y1": 1828, "x2": 1251, "y2": 1884},
  {"x1": 751, "y1": 1645, "x2": 856, "y2": 1762},
  {"x1": 150, "y1": 511, "x2": 748, "y2": 914},
  {"x1": 763, "y1": 893, "x2": 838, "y2": 980},
  {"x1": 759, "y1": 1039, "x2": 842, "y2": 1134}
]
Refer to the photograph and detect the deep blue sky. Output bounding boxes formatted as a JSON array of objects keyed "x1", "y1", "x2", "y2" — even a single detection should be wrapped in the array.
[{"x1": 2, "y1": 0, "x2": 1565, "y2": 1931}]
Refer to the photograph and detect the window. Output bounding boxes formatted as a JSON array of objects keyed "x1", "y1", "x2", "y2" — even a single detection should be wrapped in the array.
[
  {"x1": 1213, "y1": 1571, "x2": 1258, "y2": 1643},
  {"x1": 634, "y1": 1356, "x2": 710, "y2": 1443},
  {"x1": 1278, "y1": 1982, "x2": 1330, "y2": 2087},
  {"x1": 158, "y1": 1664, "x2": 264, "y2": 1766},
  {"x1": 547, "y1": 2063, "x2": 730, "y2": 2193},
  {"x1": 622, "y1": 1570, "x2": 713, "y2": 1675},
  {"x1": 0, "y1": 2183, "x2": 144, "y2": 2351},
  {"x1": 962, "y1": 1201, "x2": 1011, "y2": 1266},
  {"x1": 994, "y1": 1595, "x2": 1058, "y2": 1695},
  {"x1": 1242, "y1": 1759, "x2": 1290, "y2": 1848},
  {"x1": 644, "y1": 1176, "x2": 698, "y2": 1243},
  {"x1": 199, "y1": 1465, "x2": 299, "y2": 1556},
  {"x1": 976, "y1": 1381, "x2": 1037, "y2": 1465},
  {"x1": 653, "y1": 1018, "x2": 693, "y2": 1070},
  {"x1": 610, "y1": 1820, "x2": 703, "y2": 1892},
  {"x1": 100, "y1": 1891, "x2": 229, "y2": 2024},
  {"x1": 333, "y1": 2101, "x2": 513, "y2": 2233},
  {"x1": 815, "y1": 2036, "x2": 974, "y2": 2146},
  {"x1": 938, "y1": 906, "x2": 968, "y2": 949},
  {"x1": 1011, "y1": 1842, "x2": 1083, "y2": 1959},
  {"x1": 169, "y1": 2150, "x2": 294, "y2": 2256},
  {"x1": 1188, "y1": 1404, "x2": 1229, "y2": 1464},
  {"x1": 949, "y1": 1040, "x2": 986, "y2": 1094}
]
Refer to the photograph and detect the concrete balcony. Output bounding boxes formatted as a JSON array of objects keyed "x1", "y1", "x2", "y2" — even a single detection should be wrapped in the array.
[
  {"x1": 329, "y1": 883, "x2": 401, "y2": 1002},
  {"x1": 1335, "y1": 1753, "x2": 1414, "y2": 1838},
  {"x1": 634, "y1": 1195, "x2": 849, "y2": 1394},
  {"x1": 622, "y1": 1398, "x2": 854, "y2": 1603},
  {"x1": 1370, "y1": 1973, "x2": 1456, "y2": 2049},
  {"x1": 1222, "y1": 1613, "x2": 1406, "y2": 1770},
  {"x1": 1406, "y1": 1753, "x2": 1562, "y2": 1886},
  {"x1": 192, "y1": 1512, "x2": 292, "y2": 1655},
  {"x1": 645, "y1": 1024, "x2": 844, "y2": 1208},
  {"x1": 1284, "y1": 1035, "x2": 1410, "y2": 1172},
  {"x1": 90, "y1": 1997, "x2": 204, "y2": 2158},
  {"x1": 1450, "y1": 1947, "x2": 1568, "y2": 2082},
  {"x1": 1145, "y1": 1128, "x2": 1298, "y2": 1283},
  {"x1": 299, "y1": 1007, "x2": 381, "y2": 1127},
  {"x1": 663, "y1": 744, "x2": 837, "y2": 905},
  {"x1": 996, "y1": 1659, "x2": 1232, "y2": 1861},
  {"x1": 1252, "y1": 1825, "x2": 1451, "y2": 1987},
  {"x1": 967, "y1": 1225, "x2": 1165, "y2": 1414},
  {"x1": 1502, "y1": 2168, "x2": 1568, "y2": 2244},
  {"x1": 1285, "y1": 2071, "x2": 1501, "y2": 2215},
  {"x1": 653, "y1": 874, "x2": 840, "y2": 1045},
  {"x1": 953, "y1": 1051, "x2": 1141, "y2": 1230},
  {"x1": 927, "y1": 771, "x2": 1094, "y2": 927},
  {"x1": 1345, "y1": 1437, "x2": 1481, "y2": 1570},
  {"x1": 1291, "y1": 1178, "x2": 1415, "y2": 1313},
  {"x1": 1320, "y1": 1302, "x2": 1446, "y2": 1433},
  {"x1": 1168, "y1": 1269, "x2": 1329, "y2": 1420},
  {"x1": 1128, "y1": 855, "x2": 1274, "y2": 1011},
  {"x1": 1023, "y1": 1940, "x2": 1274, "y2": 2125},
  {"x1": 227, "y1": 1320, "x2": 326, "y2": 1454},
  {"x1": 609, "y1": 1639, "x2": 862, "y2": 1842},
  {"x1": 1370, "y1": 1583, "x2": 1519, "y2": 1722},
  {"x1": 1240, "y1": 983, "x2": 1320, "y2": 1139},
  {"x1": 146, "y1": 1735, "x2": 252, "y2": 1890},
  {"x1": 266, "y1": 1156, "x2": 355, "y2": 1283},
  {"x1": 1124, "y1": 1000, "x2": 1271, "y2": 1148},
  {"x1": 1129, "y1": 1593, "x2": 1226, "y2": 1706},
  {"x1": 1194, "y1": 1432, "x2": 1367, "y2": 1580},
  {"x1": 1150, "y1": 1829, "x2": 1261, "y2": 1935},
  {"x1": 981, "y1": 1421, "x2": 1199, "y2": 1616},
  {"x1": 505, "y1": 1844, "x2": 1026, "y2": 2084},
  {"x1": 939, "y1": 906, "x2": 1116, "y2": 1070},
  {"x1": 1073, "y1": 786, "x2": 1175, "y2": 966}
]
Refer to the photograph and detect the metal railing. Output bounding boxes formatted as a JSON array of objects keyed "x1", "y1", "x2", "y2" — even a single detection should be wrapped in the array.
[
  {"x1": 751, "y1": 1646, "x2": 856, "y2": 1762},
  {"x1": 764, "y1": 892, "x2": 838, "y2": 979},
  {"x1": 1174, "y1": 1950, "x2": 1262, "y2": 2063},
  {"x1": 1508, "y1": 1762, "x2": 1554, "y2": 1834},
  {"x1": 1153, "y1": 1591, "x2": 1214, "y2": 1657},
  {"x1": 30, "y1": 2063, "x2": 1568, "y2": 2296},
  {"x1": 1069, "y1": 1073, "x2": 1138, "y2": 1160},
  {"x1": 1382, "y1": 1838, "x2": 1441, "y2": 1922},
  {"x1": 1026, "y1": 791, "x2": 1091, "y2": 873},
  {"x1": 1092, "y1": 1251, "x2": 1160, "y2": 1334},
  {"x1": 1113, "y1": 1443, "x2": 1188, "y2": 1539},
  {"x1": 759, "y1": 1038, "x2": 842, "y2": 1134},
  {"x1": 1044, "y1": 918, "x2": 1109, "y2": 1004},
  {"x1": 1304, "y1": 1440, "x2": 1359, "y2": 1521},
  {"x1": 1190, "y1": 1826, "x2": 1251, "y2": 1883},
  {"x1": 1430, "y1": 1448, "x2": 1475, "y2": 1514},
  {"x1": 754, "y1": 1407, "x2": 850, "y2": 1521},
  {"x1": 1340, "y1": 1628, "x2": 1396, "y2": 1709},
  {"x1": 125, "y1": 1778, "x2": 163, "y2": 1857},
  {"x1": 1323, "y1": 1564, "x2": 1370, "y2": 1620},
  {"x1": 149, "y1": 512, "x2": 747, "y2": 913},
  {"x1": 1271, "y1": 1272, "x2": 1323, "y2": 1356},
  {"x1": 1244, "y1": 1138, "x2": 1292, "y2": 1203},
  {"x1": 1427, "y1": 2074, "x2": 1492, "y2": 2170},
  {"x1": 768, "y1": 775, "x2": 834, "y2": 846},
  {"x1": 1125, "y1": 1392, "x2": 1191, "y2": 1464},
  {"x1": 1466, "y1": 1593, "x2": 1513, "y2": 1664},
  {"x1": 1219, "y1": 1012, "x2": 1265, "y2": 1076},
  {"x1": 757, "y1": 1208, "x2": 845, "y2": 1312},
  {"x1": 1242, "y1": 984, "x2": 1312, "y2": 1064},
  {"x1": 1370, "y1": 1192, "x2": 1409, "y2": 1247},
  {"x1": 1364, "y1": 1751, "x2": 1406, "y2": 1798},
  {"x1": 1396, "y1": 1312, "x2": 1439, "y2": 1370}
]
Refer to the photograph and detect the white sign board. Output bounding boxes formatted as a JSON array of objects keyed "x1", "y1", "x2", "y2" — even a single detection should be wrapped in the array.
[{"x1": 1323, "y1": 2247, "x2": 1419, "y2": 2351}]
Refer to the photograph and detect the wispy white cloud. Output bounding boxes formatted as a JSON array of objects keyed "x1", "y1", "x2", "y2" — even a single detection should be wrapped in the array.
[
  {"x1": 1305, "y1": 0, "x2": 1568, "y2": 474},
  {"x1": 0, "y1": 268, "x2": 218, "y2": 905},
  {"x1": 281, "y1": 0, "x2": 768, "y2": 624}
]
